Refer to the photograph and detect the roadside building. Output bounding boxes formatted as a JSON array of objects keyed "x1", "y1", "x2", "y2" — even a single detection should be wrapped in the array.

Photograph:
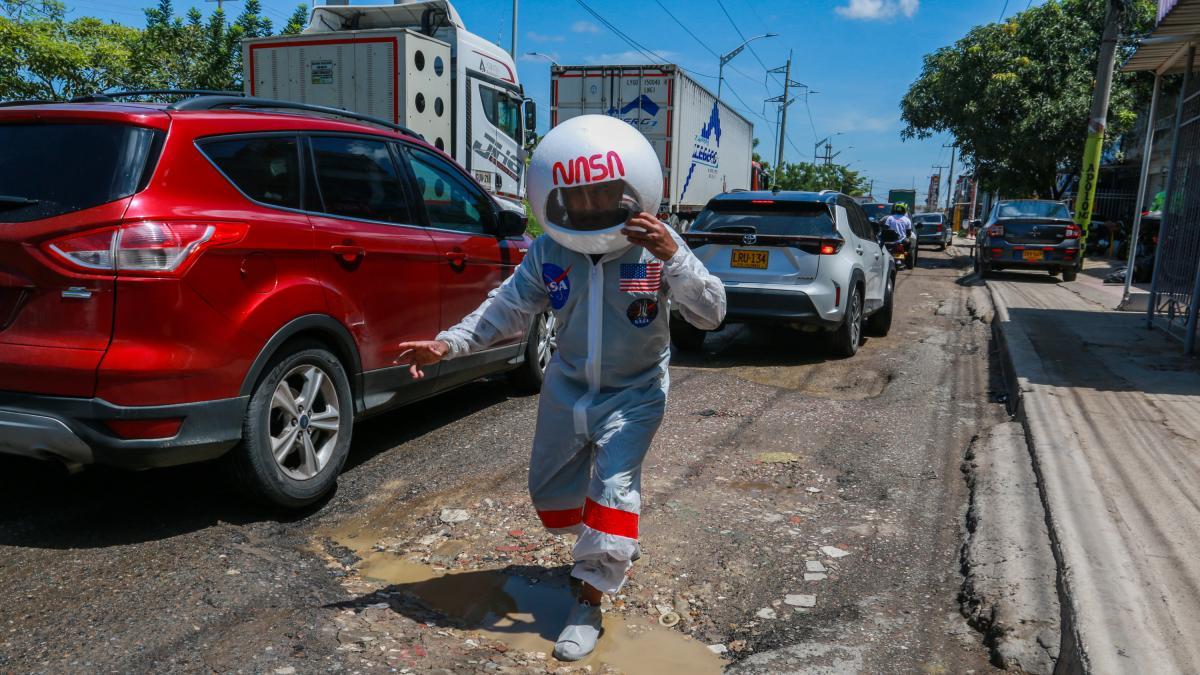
[{"x1": 1125, "y1": 0, "x2": 1200, "y2": 352}]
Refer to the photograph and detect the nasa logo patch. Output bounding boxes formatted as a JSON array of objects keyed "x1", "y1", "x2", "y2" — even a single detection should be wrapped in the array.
[
  {"x1": 626, "y1": 298, "x2": 659, "y2": 328},
  {"x1": 542, "y1": 263, "x2": 571, "y2": 310}
]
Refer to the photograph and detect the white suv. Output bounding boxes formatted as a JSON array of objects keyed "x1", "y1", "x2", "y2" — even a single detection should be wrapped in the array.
[{"x1": 672, "y1": 190, "x2": 896, "y2": 357}]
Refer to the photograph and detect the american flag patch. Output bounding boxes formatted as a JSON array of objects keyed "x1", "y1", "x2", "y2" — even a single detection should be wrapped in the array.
[{"x1": 619, "y1": 262, "x2": 663, "y2": 292}]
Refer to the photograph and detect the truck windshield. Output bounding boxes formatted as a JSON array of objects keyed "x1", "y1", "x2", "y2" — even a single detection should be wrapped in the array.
[
  {"x1": 996, "y1": 201, "x2": 1071, "y2": 220},
  {"x1": 479, "y1": 86, "x2": 522, "y2": 143},
  {"x1": 692, "y1": 200, "x2": 835, "y2": 236}
]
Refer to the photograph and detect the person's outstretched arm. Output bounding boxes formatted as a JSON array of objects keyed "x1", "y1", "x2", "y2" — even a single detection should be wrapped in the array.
[
  {"x1": 622, "y1": 213, "x2": 726, "y2": 331},
  {"x1": 397, "y1": 240, "x2": 550, "y2": 378}
]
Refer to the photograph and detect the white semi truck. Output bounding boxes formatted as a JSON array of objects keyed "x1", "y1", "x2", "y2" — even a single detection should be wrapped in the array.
[
  {"x1": 242, "y1": 0, "x2": 534, "y2": 204},
  {"x1": 550, "y1": 64, "x2": 757, "y2": 227}
]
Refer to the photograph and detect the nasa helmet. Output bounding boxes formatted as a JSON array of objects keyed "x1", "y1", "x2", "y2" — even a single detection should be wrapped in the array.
[{"x1": 528, "y1": 114, "x2": 663, "y2": 254}]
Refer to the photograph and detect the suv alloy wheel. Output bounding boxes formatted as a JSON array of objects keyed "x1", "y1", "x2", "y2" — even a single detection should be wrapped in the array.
[
  {"x1": 230, "y1": 342, "x2": 353, "y2": 508},
  {"x1": 509, "y1": 312, "x2": 558, "y2": 392},
  {"x1": 831, "y1": 284, "x2": 864, "y2": 358}
]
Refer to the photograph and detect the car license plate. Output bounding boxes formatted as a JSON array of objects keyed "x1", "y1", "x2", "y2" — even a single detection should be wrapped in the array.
[
  {"x1": 731, "y1": 249, "x2": 769, "y2": 269},
  {"x1": 1023, "y1": 250, "x2": 1044, "y2": 261}
]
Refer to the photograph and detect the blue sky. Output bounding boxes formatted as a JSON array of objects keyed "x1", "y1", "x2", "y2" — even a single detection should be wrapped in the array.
[{"x1": 70, "y1": 0, "x2": 1046, "y2": 202}]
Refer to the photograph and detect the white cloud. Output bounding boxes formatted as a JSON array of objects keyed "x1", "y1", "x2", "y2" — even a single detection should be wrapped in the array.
[
  {"x1": 835, "y1": 0, "x2": 919, "y2": 20},
  {"x1": 571, "y1": 20, "x2": 601, "y2": 33},
  {"x1": 527, "y1": 30, "x2": 564, "y2": 43},
  {"x1": 583, "y1": 50, "x2": 677, "y2": 65}
]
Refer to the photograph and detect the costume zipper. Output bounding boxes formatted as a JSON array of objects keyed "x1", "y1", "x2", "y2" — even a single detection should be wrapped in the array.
[{"x1": 573, "y1": 260, "x2": 604, "y2": 437}]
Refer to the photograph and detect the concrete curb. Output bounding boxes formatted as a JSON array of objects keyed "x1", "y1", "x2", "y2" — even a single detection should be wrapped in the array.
[
  {"x1": 960, "y1": 422, "x2": 1060, "y2": 674},
  {"x1": 982, "y1": 280, "x2": 1085, "y2": 675}
]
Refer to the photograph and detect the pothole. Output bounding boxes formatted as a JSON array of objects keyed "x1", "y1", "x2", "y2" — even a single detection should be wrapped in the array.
[
  {"x1": 351, "y1": 552, "x2": 723, "y2": 674},
  {"x1": 732, "y1": 366, "x2": 893, "y2": 400}
]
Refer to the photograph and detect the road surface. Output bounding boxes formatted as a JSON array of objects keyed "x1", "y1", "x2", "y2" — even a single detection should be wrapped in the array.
[{"x1": 0, "y1": 246, "x2": 1006, "y2": 673}]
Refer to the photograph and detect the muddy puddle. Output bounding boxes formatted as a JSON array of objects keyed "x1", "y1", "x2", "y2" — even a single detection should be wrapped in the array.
[{"x1": 352, "y1": 551, "x2": 722, "y2": 674}]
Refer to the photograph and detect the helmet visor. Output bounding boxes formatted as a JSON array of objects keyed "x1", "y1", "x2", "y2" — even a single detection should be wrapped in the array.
[{"x1": 544, "y1": 180, "x2": 642, "y2": 232}]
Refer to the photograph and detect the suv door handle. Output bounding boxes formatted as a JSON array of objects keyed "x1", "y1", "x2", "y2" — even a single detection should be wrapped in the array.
[
  {"x1": 855, "y1": 246, "x2": 864, "y2": 255},
  {"x1": 445, "y1": 251, "x2": 468, "y2": 265},
  {"x1": 331, "y1": 245, "x2": 366, "y2": 262}
]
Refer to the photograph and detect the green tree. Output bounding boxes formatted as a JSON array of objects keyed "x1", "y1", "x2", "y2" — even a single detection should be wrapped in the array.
[
  {"x1": 901, "y1": 0, "x2": 1155, "y2": 198},
  {"x1": 282, "y1": 3, "x2": 308, "y2": 35},
  {"x1": 0, "y1": 0, "x2": 140, "y2": 100},
  {"x1": 759, "y1": 160, "x2": 869, "y2": 196}
]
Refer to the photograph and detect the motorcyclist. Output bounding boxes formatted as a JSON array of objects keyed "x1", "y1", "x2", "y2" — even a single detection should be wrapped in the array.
[
  {"x1": 884, "y1": 204, "x2": 917, "y2": 269},
  {"x1": 395, "y1": 115, "x2": 726, "y2": 662}
]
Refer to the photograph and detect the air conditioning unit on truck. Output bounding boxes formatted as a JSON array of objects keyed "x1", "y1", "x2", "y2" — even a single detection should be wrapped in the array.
[
  {"x1": 550, "y1": 65, "x2": 754, "y2": 228},
  {"x1": 241, "y1": 0, "x2": 535, "y2": 203}
]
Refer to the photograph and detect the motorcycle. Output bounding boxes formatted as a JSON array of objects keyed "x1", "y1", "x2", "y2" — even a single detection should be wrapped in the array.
[{"x1": 880, "y1": 228, "x2": 915, "y2": 270}]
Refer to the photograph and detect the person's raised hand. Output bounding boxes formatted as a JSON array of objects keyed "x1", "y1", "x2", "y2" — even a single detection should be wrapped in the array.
[
  {"x1": 622, "y1": 212, "x2": 678, "y2": 261},
  {"x1": 394, "y1": 340, "x2": 449, "y2": 379}
]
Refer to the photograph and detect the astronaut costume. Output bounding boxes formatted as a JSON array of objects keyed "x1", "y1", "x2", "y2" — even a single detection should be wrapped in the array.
[{"x1": 434, "y1": 116, "x2": 725, "y2": 658}]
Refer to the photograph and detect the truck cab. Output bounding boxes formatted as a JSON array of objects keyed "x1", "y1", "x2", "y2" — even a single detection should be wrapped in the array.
[{"x1": 242, "y1": 0, "x2": 534, "y2": 204}]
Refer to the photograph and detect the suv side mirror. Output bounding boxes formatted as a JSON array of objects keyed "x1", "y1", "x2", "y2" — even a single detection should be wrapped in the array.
[
  {"x1": 524, "y1": 99, "x2": 537, "y2": 133},
  {"x1": 496, "y1": 208, "x2": 527, "y2": 238}
]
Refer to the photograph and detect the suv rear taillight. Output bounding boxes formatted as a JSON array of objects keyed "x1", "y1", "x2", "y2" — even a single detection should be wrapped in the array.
[
  {"x1": 44, "y1": 221, "x2": 247, "y2": 277},
  {"x1": 988, "y1": 224, "x2": 1005, "y2": 237},
  {"x1": 819, "y1": 239, "x2": 843, "y2": 255},
  {"x1": 1065, "y1": 224, "x2": 1081, "y2": 239}
]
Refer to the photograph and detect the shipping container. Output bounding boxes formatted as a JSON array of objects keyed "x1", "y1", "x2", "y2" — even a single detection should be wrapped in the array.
[{"x1": 550, "y1": 64, "x2": 754, "y2": 226}]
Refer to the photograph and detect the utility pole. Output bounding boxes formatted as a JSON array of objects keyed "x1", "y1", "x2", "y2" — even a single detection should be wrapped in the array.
[
  {"x1": 1073, "y1": 0, "x2": 1124, "y2": 241},
  {"x1": 205, "y1": 0, "x2": 239, "y2": 12},
  {"x1": 767, "y1": 54, "x2": 804, "y2": 184},
  {"x1": 944, "y1": 143, "x2": 957, "y2": 214},
  {"x1": 770, "y1": 51, "x2": 793, "y2": 181}
]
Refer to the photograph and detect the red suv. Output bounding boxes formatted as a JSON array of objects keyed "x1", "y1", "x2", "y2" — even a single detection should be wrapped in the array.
[{"x1": 0, "y1": 94, "x2": 552, "y2": 507}]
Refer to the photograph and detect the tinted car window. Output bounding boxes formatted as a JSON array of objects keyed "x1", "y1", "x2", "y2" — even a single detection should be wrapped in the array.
[
  {"x1": 996, "y1": 201, "x2": 1071, "y2": 220},
  {"x1": 913, "y1": 214, "x2": 944, "y2": 224},
  {"x1": 310, "y1": 136, "x2": 408, "y2": 223},
  {"x1": 0, "y1": 123, "x2": 161, "y2": 223},
  {"x1": 692, "y1": 200, "x2": 835, "y2": 236},
  {"x1": 201, "y1": 136, "x2": 300, "y2": 209},
  {"x1": 407, "y1": 147, "x2": 494, "y2": 234},
  {"x1": 838, "y1": 198, "x2": 866, "y2": 239},
  {"x1": 860, "y1": 203, "x2": 892, "y2": 223}
]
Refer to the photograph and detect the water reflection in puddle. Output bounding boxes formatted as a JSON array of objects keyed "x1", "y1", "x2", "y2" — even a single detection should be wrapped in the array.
[{"x1": 358, "y1": 552, "x2": 723, "y2": 674}]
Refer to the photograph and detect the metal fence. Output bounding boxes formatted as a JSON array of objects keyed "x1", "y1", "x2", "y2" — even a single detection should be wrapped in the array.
[{"x1": 1149, "y1": 48, "x2": 1200, "y2": 352}]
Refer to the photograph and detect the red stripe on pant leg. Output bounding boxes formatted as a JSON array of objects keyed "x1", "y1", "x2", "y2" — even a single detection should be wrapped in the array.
[
  {"x1": 538, "y1": 507, "x2": 583, "y2": 529},
  {"x1": 583, "y1": 497, "x2": 639, "y2": 539}
]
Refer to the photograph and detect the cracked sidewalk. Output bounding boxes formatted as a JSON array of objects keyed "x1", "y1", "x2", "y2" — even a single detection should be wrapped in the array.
[{"x1": 986, "y1": 268, "x2": 1200, "y2": 673}]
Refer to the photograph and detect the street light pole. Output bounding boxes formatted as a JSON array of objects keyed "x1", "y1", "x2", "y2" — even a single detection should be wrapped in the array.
[
  {"x1": 511, "y1": 0, "x2": 518, "y2": 58},
  {"x1": 718, "y1": 33, "x2": 777, "y2": 101},
  {"x1": 526, "y1": 52, "x2": 560, "y2": 67}
]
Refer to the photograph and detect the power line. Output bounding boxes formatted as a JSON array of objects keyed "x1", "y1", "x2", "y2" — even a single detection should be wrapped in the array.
[
  {"x1": 652, "y1": 0, "x2": 717, "y2": 58},
  {"x1": 999, "y1": 0, "x2": 1010, "y2": 20},
  {"x1": 713, "y1": 0, "x2": 775, "y2": 80},
  {"x1": 573, "y1": 0, "x2": 666, "y2": 65}
]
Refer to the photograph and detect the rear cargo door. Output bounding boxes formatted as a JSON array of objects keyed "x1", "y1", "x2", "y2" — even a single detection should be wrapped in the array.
[
  {"x1": 0, "y1": 119, "x2": 163, "y2": 396},
  {"x1": 998, "y1": 220, "x2": 1071, "y2": 245},
  {"x1": 684, "y1": 200, "x2": 834, "y2": 284},
  {"x1": 553, "y1": 67, "x2": 673, "y2": 211}
]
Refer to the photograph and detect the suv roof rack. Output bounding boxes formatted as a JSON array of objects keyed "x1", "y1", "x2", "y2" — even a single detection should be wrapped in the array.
[
  {"x1": 169, "y1": 95, "x2": 423, "y2": 139},
  {"x1": 69, "y1": 89, "x2": 243, "y2": 103},
  {"x1": 0, "y1": 99, "x2": 54, "y2": 108}
]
